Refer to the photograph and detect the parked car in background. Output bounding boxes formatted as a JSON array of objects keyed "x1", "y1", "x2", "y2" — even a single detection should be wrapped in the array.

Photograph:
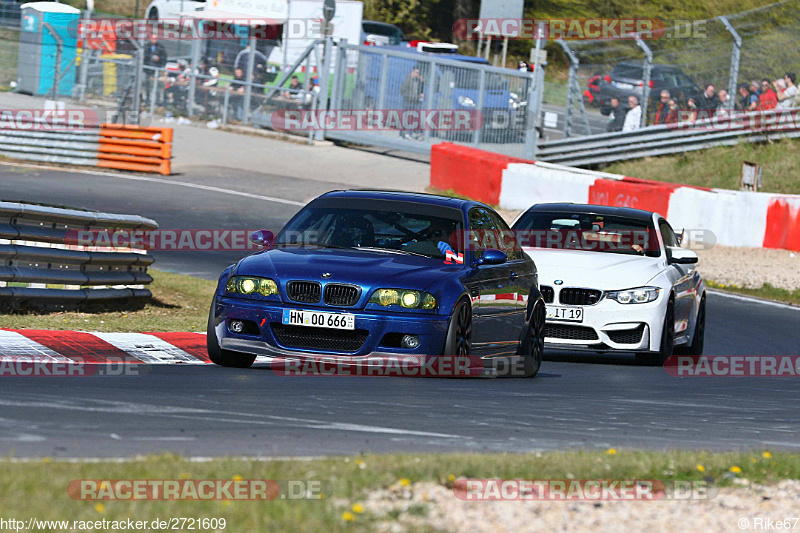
[
  {"x1": 361, "y1": 20, "x2": 406, "y2": 46},
  {"x1": 593, "y1": 61, "x2": 702, "y2": 108},
  {"x1": 145, "y1": 0, "x2": 206, "y2": 20}
]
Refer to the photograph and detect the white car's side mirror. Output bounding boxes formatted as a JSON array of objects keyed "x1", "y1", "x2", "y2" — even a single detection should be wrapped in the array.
[{"x1": 667, "y1": 246, "x2": 697, "y2": 264}]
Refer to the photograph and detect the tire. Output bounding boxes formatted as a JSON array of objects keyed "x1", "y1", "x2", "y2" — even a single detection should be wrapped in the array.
[
  {"x1": 443, "y1": 298, "x2": 472, "y2": 356},
  {"x1": 517, "y1": 301, "x2": 545, "y2": 378},
  {"x1": 636, "y1": 297, "x2": 674, "y2": 366},
  {"x1": 206, "y1": 304, "x2": 256, "y2": 368},
  {"x1": 675, "y1": 295, "x2": 705, "y2": 356},
  {"x1": 147, "y1": 8, "x2": 158, "y2": 20}
]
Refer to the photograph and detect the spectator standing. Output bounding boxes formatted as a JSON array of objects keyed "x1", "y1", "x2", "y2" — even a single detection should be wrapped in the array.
[
  {"x1": 778, "y1": 73, "x2": 797, "y2": 108},
  {"x1": 685, "y1": 98, "x2": 698, "y2": 122},
  {"x1": 738, "y1": 84, "x2": 756, "y2": 111},
  {"x1": 601, "y1": 96, "x2": 627, "y2": 132},
  {"x1": 233, "y1": 45, "x2": 268, "y2": 72},
  {"x1": 664, "y1": 99, "x2": 679, "y2": 124},
  {"x1": 758, "y1": 79, "x2": 778, "y2": 110},
  {"x1": 653, "y1": 90, "x2": 670, "y2": 125},
  {"x1": 716, "y1": 89, "x2": 730, "y2": 116},
  {"x1": 143, "y1": 32, "x2": 167, "y2": 106},
  {"x1": 696, "y1": 85, "x2": 719, "y2": 121},
  {"x1": 622, "y1": 95, "x2": 641, "y2": 132},
  {"x1": 228, "y1": 67, "x2": 246, "y2": 120},
  {"x1": 748, "y1": 80, "x2": 761, "y2": 111},
  {"x1": 400, "y1": 66, "x2": 424, "y2": 139}
]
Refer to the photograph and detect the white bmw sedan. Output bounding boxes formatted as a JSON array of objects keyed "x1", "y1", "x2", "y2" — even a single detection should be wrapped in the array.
[{"x1": 511, "y1": 203, "x2": 706, "y2": 365}]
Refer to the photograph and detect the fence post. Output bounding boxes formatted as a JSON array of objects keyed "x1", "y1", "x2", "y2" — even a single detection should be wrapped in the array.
[
  {"x1": 41, "y1": 22, "x2": 62, "y2": 99},
  {"x1": 187, "y1": 21, "x2": 201, "y2": 118},
  {"x1": 314, "y1": 35, "x2": 333, "y2": 141},
  {"x1": 330, "y1": 39, "x2": 347, "y2": 113},
  {"x1": 634, "y1": 35, "x2": 652, "y2": 128},
  {"x1": 719, "y1": 15, "x2": 742, "y2": 110},
  {"x1": 376, "y1": 52, "x2": 389, "y2": 110},
  {"x1": 132, "y1": 46, "x2": 143, "y2": 125},
  {"x1": 422, "y1": 58, "x2": 436, "y2": 143},
  {"x1": 524, "y1": 22, "x2": 546, "y2": 159},
  {"x1": 472, "y1": 68, "x2": 486, "y2": 147},
  {"x1": 557, "y1": 39, "x2": 578, "y2": 138},
  {"x1": 242, "y1": 34, "x2": 257, "y2": 125},
  {"x1": 77, "y1": 5, "x2": 92, "y2": 102}
]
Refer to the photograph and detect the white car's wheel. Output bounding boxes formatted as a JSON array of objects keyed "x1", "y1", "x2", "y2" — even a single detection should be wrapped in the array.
[
  {"x1": 675, "y1": 295, "x2": 705, "y2": 356},
  {"x1": 147, "y1": 7, "x2": 159, "y2": 20},
  {"x1": 637, "y1": 296, "x2": 674, "y2": 366}
]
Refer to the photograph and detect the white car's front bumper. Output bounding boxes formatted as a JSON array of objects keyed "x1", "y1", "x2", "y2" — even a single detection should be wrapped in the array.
[{"x1": 544, "y1": 293, "x2": 665, "y2": 352}]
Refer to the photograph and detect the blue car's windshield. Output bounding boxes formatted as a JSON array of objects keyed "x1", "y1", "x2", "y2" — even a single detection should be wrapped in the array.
[{"x1": 274, "y1": 201, "x2": 464, "y2": 260}]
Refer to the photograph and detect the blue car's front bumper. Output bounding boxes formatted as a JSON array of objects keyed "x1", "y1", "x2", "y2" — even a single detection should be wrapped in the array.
[{"x1": 213, "y1": 295, "x2": 450, "y2": 358}]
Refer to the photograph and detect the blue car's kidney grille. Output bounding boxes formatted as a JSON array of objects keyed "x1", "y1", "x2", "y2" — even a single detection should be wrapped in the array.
[
  {"x1": 271, "y1": 324, "x2": 368, "y2": 352},
  {"x1": 323, "y1": 284, "x2": 360, "y2": 306},
  {"x1": 287, "y1": 281, "x2": 321, "y2": 303}
]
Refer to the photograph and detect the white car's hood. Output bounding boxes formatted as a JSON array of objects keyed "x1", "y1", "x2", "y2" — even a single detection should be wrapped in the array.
[{"x1": 524, "y1": 248, "x2": 666, "y2": 291}]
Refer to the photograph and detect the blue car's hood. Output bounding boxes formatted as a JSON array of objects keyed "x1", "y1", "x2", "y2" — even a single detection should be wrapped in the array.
[{"x1": 235, "y1": 247, "x2": 459, "y2": 291}]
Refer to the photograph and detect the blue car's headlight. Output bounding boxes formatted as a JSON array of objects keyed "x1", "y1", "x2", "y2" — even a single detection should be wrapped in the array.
[
  {"x1": 226, "y1": 276, "x2": 278, "y2": 297},
  {"x1": 607, "y1": 286, "x2": 660, "y2": 304},
  {"x1": 368, "y1": 288, "x2": 437, "y2": 310}
]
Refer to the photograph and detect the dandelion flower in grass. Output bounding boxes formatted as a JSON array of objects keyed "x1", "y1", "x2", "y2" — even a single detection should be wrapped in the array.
[
  {"x1": 762, "y1": 452, "x2": 772, "y2": 459},
  {"x1": 341, "y1": 511, "x2": 355, "y2": 522},
  {"x1": 696, "y1": 464, "x2": 705, "y2": 472},
  {"x1": 605, "y1": 448, "x2": 617, "y2": 455},
  {"x1": 729, "y1": 466, "x2": 742, "y2": 474},
  {"x1": 351, "y1": 503, "x2": 364, "y2": 514},
  {"x1": 232, "y1": 475, "x2": 243, "y2": 481},
  {"x1": 94, "y1": 503, "x2": 105, "y2": 514},
  {"x1": 447, "y1": 474, "x2": 456, "y2": 482},
  {"x1": 399, "y1": 478, "x2": 410, "y2": 487},
  {"x1": 179, "y1": 473, "x2": 191, "y2": 479}
]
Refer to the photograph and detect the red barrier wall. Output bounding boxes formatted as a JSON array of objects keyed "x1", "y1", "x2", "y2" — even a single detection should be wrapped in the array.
[
  {"x1": 430, "y1": 143, "x2": 530, "y2": 205},
  {"x1": 763, "y1": 198, "x2": 800, "y2": 251},
  {"x1": 588, "y1": 178, "x2": 678, "y2": 216}
]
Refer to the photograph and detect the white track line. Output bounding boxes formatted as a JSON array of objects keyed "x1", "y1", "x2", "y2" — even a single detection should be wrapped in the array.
[
  {"x1": 0, "y1": 161, "x2": 305, "y2": 207},
  {"x1": 708, "y1": 289, "x2": 800, "y2": 311}
]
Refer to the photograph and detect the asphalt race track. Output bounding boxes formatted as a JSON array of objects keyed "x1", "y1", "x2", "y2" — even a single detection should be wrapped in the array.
[{"x1": 1, "y1": 164, "x2": 799, "y2": 458}]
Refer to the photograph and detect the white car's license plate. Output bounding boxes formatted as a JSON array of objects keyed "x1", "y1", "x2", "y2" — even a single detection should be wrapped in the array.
[
  {"x1": 282, "y1": 309, "x2": 355, "y2": 330},
  {"x1": 546, "y1": 306, "x2": 584, "y2": 323}
]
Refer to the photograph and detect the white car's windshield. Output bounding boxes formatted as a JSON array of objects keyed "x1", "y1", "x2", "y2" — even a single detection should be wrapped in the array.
[{"x1": 513, "y1": 211, "x2": 660, "y2": 257}]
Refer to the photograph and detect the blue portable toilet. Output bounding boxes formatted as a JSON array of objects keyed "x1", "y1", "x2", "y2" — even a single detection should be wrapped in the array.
[{"x1": 17, "y1": 1, "x2": 81, "y2": 96}]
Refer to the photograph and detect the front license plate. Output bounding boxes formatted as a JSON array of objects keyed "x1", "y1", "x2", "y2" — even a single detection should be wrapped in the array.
[
  {"x1": 546, "y1": 306, "x2": 584, "y2": 323},
  {"x1": 282, "y1": 309, "x2": 355, "y2": 330}
]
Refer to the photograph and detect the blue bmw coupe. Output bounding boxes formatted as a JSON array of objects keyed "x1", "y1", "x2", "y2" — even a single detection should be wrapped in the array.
[{"x1": 207, "y1": 190, "x2": 546, "y2": 377}]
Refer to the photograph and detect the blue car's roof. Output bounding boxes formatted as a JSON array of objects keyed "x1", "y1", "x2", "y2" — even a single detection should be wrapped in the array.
[{"x1": 320, "y1": 189, "x2": 478, "y2": 210}]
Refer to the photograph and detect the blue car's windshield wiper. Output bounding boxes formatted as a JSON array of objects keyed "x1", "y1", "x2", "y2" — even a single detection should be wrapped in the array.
[{"x1": 352, "y1": 246, "x2": 431, "y2": 258}]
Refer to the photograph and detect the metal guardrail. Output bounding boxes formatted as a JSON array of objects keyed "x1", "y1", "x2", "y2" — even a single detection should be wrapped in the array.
[
  {"x1": 536, "y1": 109, "x2": 800, "y2": 167},
  {"x1": 0, "y1": 201, "x2": 157, "y2": 308}
]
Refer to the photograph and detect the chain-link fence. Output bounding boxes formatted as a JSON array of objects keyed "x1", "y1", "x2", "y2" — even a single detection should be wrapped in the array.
[{"x1": 558, "y1": 0, "x2": 800, "y2": 138}]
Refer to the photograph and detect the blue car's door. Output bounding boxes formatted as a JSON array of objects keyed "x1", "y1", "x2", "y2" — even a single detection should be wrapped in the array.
[{"x1": 467, "y1": 207, "x2": 526, "y2": 356}]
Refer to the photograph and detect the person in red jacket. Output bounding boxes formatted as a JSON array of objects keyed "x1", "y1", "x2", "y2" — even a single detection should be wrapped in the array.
[{"x1": 758, "y1": 79, "x2": 778, "y2": 110}]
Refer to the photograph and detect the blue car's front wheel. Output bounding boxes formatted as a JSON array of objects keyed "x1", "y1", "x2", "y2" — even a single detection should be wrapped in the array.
[
  {"x1": 443, "y1": 298, "x2": 472, "y2": 355},
  {"x1": 207, "y1": 303, "x2": 257, "y2": 368}
]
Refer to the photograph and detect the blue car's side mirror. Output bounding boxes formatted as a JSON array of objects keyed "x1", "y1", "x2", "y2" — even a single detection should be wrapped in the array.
[
  {"x1": 474, "y1": 248, "x2": 507, "y2": 266},
  {"x1": 249, "y1": 230, "x2": 274, "y2": 248}
]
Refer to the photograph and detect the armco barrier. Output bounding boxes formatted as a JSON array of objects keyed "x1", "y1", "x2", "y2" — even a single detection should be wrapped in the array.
[
  {"x1": 0, "y1": 120, "x2": 172, "y2": 175},
  {"x1": 0, "y1": 201, "x2": 157, "y2": 308},
  {"x1": 430, "y1": 143, "x2": 800, "y2": 252}
]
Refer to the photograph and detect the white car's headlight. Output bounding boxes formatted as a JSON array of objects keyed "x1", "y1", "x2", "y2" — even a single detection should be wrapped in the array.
[{"x1": 607, "y1": 286, "x2": 660, "y2": 304}]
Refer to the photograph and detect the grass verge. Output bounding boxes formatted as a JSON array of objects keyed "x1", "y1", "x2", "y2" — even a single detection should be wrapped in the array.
[
  {"x1": 706, "y1": 280, "x2": 800, "y2": 306},
  {"x1": 604, "y1": 138, "x2": 800, "y2": 195},
  {"x1": 0, "y1": 451, "x2": 795, "y2": 531},
  {"x1": 1, "y1": 269, "x2": 215, "y2": 332}
]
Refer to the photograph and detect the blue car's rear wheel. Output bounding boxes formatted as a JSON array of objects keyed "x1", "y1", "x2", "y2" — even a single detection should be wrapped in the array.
[
  {"x1": 519, "y1": 301, "x2": 545, "y2": 378},
  {"x1": 207, "y1": 303, "x2": 256, "y2": 368},
  {"x1": 443, "y1": 299, "x2": 472, "y2": 355}
]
